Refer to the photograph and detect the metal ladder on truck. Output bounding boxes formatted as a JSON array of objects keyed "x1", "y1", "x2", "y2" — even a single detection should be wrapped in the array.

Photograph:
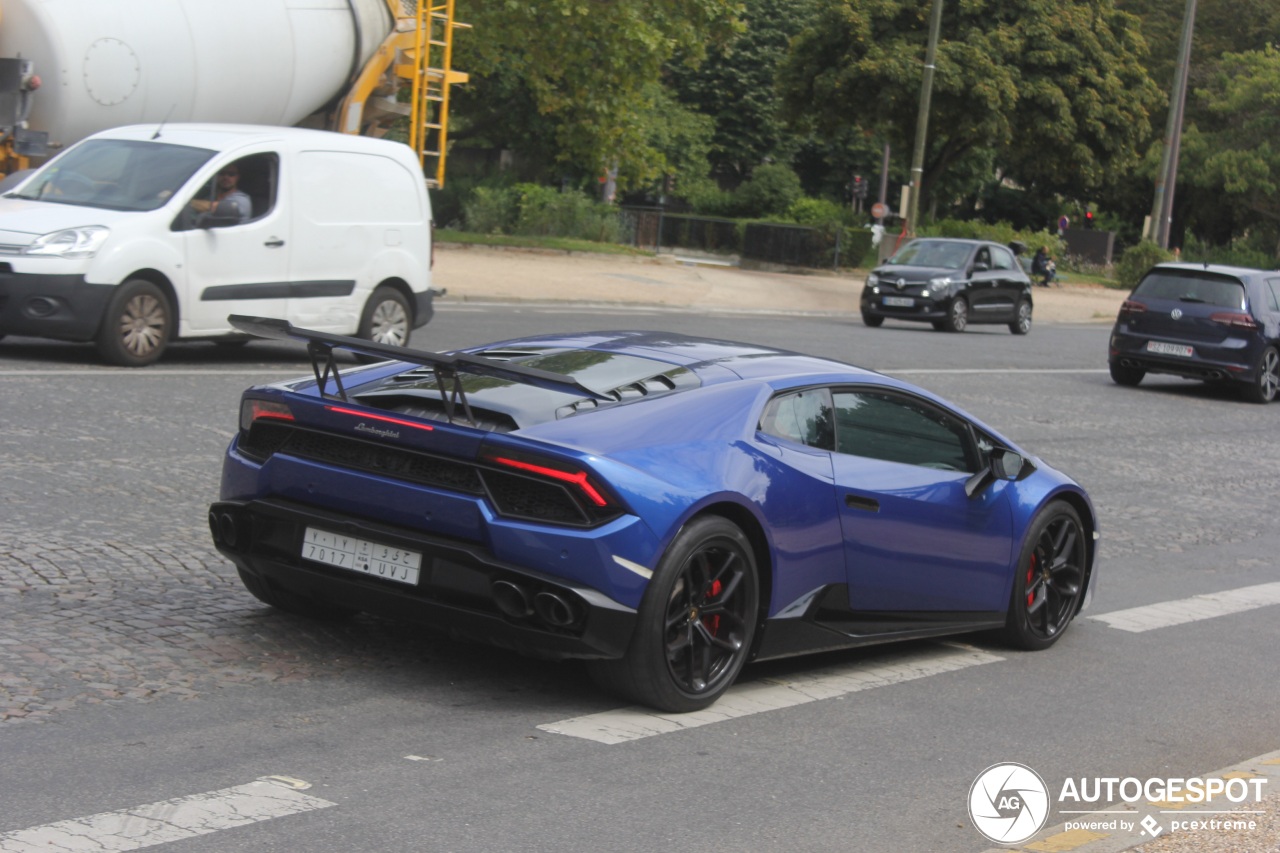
[{"x1": 336, "y1": 0, "x2": 469, "y2": 188}]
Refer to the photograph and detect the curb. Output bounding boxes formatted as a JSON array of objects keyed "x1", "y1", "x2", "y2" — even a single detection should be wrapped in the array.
[{"x1": 980, "y1": 748, "x2": 1280, "y2": 852}]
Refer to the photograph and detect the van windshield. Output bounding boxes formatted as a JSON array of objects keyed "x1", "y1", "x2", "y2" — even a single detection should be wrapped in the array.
[{"x1": 7, "y1": 139, "x2": 215, "y2": 212}]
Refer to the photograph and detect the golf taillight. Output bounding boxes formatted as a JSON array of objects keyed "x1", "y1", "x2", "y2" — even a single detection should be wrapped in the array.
[
  {"x1": 1119, "y1": 299, "x2": 1147, "y2": 317},
  {"x1": 1209, "y1": 311, "x2": 1258, "y2": 330}
]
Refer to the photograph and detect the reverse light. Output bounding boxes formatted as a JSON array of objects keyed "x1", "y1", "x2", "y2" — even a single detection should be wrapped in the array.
[
  {"x1": 1209, "y1": 312, "x2": 1259, "y2": 330},
  {"x1": 240, "y1": 398, "x2": 294, "y2": 432},
  {"x1": 24, "y1": 225, "x2": 110, "y2": 259}
]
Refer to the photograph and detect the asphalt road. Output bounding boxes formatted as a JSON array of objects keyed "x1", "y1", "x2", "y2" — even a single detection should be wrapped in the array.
[{"x1": 1, "y1": 305, "x2": 1278, "y2": 853}]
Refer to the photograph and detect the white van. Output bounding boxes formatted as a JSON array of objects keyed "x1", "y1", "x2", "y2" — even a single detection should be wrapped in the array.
[{"x1": 0, "y1": 124, "x2": 437, "y2": 365}]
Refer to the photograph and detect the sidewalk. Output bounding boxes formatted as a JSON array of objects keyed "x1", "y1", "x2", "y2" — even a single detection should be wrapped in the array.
[{"x1": 434, "y1": 243, "x2": 1128, "y2": 323}]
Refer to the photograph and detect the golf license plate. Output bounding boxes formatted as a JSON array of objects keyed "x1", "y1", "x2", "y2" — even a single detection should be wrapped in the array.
[
  {"x1": 1146, "y1": 341, "x2": 1194, "y2": 358},
  {"x1": 883, "y1": 296, "x2": 914, "y2": 307},
  {"x1": 302, "y1": 527, "x2": 422, "y2": 585}
]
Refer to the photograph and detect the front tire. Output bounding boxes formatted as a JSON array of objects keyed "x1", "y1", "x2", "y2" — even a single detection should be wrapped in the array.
[
  {"x1": 1242, "y1": 346, "x2": 1279, "y2": 404},
  {"x1": 1008, "y1": 299, "x2": 1032, "y2": 335},
  {"x1": 95, "y1": 279, "x2": 172, "y2": 367},
  {"x1": 942, "y1": 297, "x2": 968, "y2": 333},
  {"x1": 1003, "y1": 503, "x2": 1086, "y2": 651},
  {"x1": 358, "y1": 286, "x2": 412, "y2": 348},
  {"x1": 861, "y1": 312, "x2": 884, "y2": 328},
  {"x1": 588, "y1": 516, "x2": 759, "y2": 712}
]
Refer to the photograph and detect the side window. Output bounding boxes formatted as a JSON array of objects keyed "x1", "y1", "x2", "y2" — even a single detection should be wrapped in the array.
[
  {"x1": 1267, "y1": 278, "x2": 1280, "y2": 312},
  {"x1": 975, "y1": 247, "x2": 991, "y2": 269},
  {"x1": 175, "y1": 152, "x2": 278, "y2": 230},
  {"x1": 760, "y1": 389, "x2": 834, "y2": 450},
  {"x1": 831, "y1": 390, "x2": 977, "y2": 472},
  {"x1": 991, "y1": 246, "x2": 1016, "y2": 271}
]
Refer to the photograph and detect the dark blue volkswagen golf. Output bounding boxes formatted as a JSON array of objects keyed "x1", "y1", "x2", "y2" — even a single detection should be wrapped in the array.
[
  {"x1": 1109, "y1": 263, "x2": 1280, "y2": 403},
  {"x1": 210, "y1": 318, "x2": 1099, "y2": 712}
]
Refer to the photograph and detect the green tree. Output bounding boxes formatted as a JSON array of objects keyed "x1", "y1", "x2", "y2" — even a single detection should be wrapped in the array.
[
  {"x1": 452, "y1": 0, "x2": 742, "y2": 188},
  {"x1": 779, "y1": 0, "x2": 1161, "y2": 217},
  {"x1": 1179, "y1": 46, "x2": 1280, "y2": 256}
]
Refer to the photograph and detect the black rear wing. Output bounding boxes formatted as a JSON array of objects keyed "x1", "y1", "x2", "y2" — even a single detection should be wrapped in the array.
[{"x1": 229, "y1": 315, "x2": 612, "y2": 423}]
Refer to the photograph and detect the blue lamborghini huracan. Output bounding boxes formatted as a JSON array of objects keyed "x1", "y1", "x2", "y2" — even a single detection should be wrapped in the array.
[{"x1": 210, "y1": 318, "x2": 1099, "y2": 712}]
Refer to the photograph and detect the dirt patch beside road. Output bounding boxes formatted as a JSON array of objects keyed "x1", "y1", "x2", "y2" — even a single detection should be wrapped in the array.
[{"x1": 434, "y1": 244, "x2": 1126, "y2": 324}]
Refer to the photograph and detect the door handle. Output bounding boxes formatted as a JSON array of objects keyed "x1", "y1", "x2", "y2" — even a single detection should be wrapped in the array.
[
  {"x1": 844, "y1": 494, "x2": 880, "y2": 513},
  {"x1": 264, "y1": 238, "x2": 285, "y2": 248}
]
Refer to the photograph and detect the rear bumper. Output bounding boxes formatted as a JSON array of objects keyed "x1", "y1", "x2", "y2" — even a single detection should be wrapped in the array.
[
  {"x1": 209, "y1": 497, "x2": 637, "y2": 661},
  {"x1": 411, "y1": 287, "x2": 442, "y2": 330},
  {"x1": 0, "y1": 269, "x2": 111, "y2": 341},
  {"x1": 1109, "y1": 331, "x2": 1258, "y2": 382}
]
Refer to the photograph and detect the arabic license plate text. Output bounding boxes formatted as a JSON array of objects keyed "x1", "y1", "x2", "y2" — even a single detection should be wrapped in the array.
[
  {"x1": 302, "y1": 527, "x2": 422, "y2": 585},
  {"x1": 883, "y1": 296, "x2": 914, "y2": 307},
  {"x1": 1146, "y1": 341, "x2": 1194, "y2": 358}
]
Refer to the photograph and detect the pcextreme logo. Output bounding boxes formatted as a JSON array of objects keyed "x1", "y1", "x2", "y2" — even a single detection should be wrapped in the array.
[{"x1": 968, "y1": 762, "x2": 1051, "y2": 845}]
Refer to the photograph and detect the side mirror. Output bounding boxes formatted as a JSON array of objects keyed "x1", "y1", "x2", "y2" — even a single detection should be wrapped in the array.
[{"x1": 965, "y1": 449, "x2": 1026, "y2": 498}]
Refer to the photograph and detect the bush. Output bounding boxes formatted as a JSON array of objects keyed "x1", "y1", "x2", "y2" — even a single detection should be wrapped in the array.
[
  {"x1": 1179, "y1": 235, "x2": 1275, "y2": 270},
  {"x1": 462, "y1": 186, "x2": 518, "y2": 235},
  {"x1": 1115, "y1": 241, "x2": 1174, "y2": 289},
  {"x1": 786, "y1": 197, "x2": 851, "y2": 227},
  {"x1": 733, "y1": 164, "x2": 803, "y2": 218}
]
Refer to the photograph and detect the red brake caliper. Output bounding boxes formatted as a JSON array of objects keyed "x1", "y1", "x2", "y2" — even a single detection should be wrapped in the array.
[
  {"x1": 1026, "y1": 553, "x2": 1037, "y2": 607},
  {"x1": 703, "y1": 579, "x2": 723, "y2": 636}
]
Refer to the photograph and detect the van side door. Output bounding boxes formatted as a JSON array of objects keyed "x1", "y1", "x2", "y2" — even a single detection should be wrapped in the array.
[{"x1": 178, "y1": 152, "x2": 289, "y2": 334}]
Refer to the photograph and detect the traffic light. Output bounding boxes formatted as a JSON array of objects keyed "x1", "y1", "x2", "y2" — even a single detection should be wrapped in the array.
[
  {"x1": 852, "y1": 176, "x2": 868, "y2": 200},
  {"x1": 1084, "y1": 210, "x2": 1095, "y2": 229}
]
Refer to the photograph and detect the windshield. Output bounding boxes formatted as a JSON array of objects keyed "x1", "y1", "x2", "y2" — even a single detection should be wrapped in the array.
[
  {"x1": 7, "y1": 139, "x2": 215, "y2": 212},
  {"x1": 1133, "y1": 271, "x2": 1247, "y2": 310},
  {"x1": 888, "y1": 240, "x2": 973, "y2": 270}
]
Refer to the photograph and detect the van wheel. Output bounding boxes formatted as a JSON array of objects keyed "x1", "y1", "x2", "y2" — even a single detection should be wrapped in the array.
[
  {"x1": 96, "y1": 280, "x2": 172, "y2": 367},
  {"x1": 359, "y1": 287, "x2": 412, "y2": 348}
]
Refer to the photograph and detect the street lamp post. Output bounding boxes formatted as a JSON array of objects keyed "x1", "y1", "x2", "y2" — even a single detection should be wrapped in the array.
[
  {"x1": 1148, "y1": 0, "x2": 1197, "y2": 249},
  {"x1": 905, "y1": 0, "x2": 945, "y2": 237}
]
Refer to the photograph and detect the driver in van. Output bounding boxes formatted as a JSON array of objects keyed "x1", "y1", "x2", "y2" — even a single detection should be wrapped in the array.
[{"x1": 188, "y1": 163, "x2": 251, "y2": 224}]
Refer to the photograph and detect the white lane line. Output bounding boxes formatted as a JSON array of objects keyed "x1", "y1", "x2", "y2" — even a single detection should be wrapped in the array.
[
  {"x1": 538, "y1": 642, "x2": 1003, "y2": 745},
  {"x1": 1090, "y1": 582, "x2": 1280, "y2": 633},
  {"x1": 0, "y1": 776, "x2": 334, "y2": 852}
]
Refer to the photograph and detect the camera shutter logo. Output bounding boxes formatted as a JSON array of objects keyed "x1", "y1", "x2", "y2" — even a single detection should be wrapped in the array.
[{"x1": 968, "y1": 763, "x2": 1051, "y2": 844}]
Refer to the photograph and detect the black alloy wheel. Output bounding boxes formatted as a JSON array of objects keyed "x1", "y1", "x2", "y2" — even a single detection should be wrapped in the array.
[
  {"x1": 1242, "y1": 346, "x2": 1279, "y2": 404},
  {"x1": 942, "y1": 297, "x2": 968, "y2": 333},
  {"x1": 1003, "y1": 503, "x2": 1086, "y2": 651},
  {"x1": 588, "y1": 516, "x2": 759, "y2": 712}
]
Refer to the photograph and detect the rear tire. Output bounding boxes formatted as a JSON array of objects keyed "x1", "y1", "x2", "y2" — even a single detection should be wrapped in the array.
[
  {"x1": 95, "y1": 279, "x2": 172, "y2": 367},
  {"x1": 1242, "y1": 346, "x2": 1279, "y2": 404},
  {"x1": 358, "y1": 286, "x2": 412, "y2": 348},
  {"x1": 1109, "y1": 362, "x2": 1145, "y2": 387},
  {"x1": 587, "y1": 516, "x2": 759, "y2": 712},
  {"x1": 1008, "y1": 299, "x2": 1032, "y2": 335}
]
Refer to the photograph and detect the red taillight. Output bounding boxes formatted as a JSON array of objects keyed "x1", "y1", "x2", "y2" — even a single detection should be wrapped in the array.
[
  {"x1": 325, "y1": 405, "x2": 435, "y2": 433},
  {"x1": 1119, "y1": 299, "x2": 1147, "y2": 316},
  {"x1": 481, "y1": 450, "x2": 611, "y2": 508},
  {"x1": 240, "y1": 399, "x2": 294, "y2": 431},
  {"x1": 1209, "y1": 311, "x2": 1258, "y2": 330}
]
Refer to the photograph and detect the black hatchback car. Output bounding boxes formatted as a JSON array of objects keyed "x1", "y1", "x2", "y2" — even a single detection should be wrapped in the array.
[
  {"x1": 1108, "y1": 263, "x2": 1280, "y2": 403},
  {"x1": 861, "y1": 238, "x2": 1034, "y2": 333}
]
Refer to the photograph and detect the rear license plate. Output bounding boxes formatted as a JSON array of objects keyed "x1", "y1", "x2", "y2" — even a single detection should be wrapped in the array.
[
  {"x1": 302, "y1": 527, "x2": 422, "y2": 586},
  {"x1": 883, "y1": 296, "x2": 914, "y2": 307},
  {"x1": 1146, "y1": 341, "x2": 1194, "y2": 358}
]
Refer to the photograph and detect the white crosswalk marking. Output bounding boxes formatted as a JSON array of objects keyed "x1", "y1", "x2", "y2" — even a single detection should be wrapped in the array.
[
  {"x1": 1090, "y1": 582, "x2": 1280, "y2": 633},
  {"x1": 0, "y1": 777, "x2": 334, "y2": 852},
  {"x1": 539, "y1": 642, "x2": 1003, "y2": 744}
]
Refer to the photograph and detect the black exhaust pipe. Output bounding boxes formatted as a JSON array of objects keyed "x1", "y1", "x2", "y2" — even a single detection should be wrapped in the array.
[
  {"x1": 534, "y1": 591, "x2": 580, "y2": 628},
  {"x1": 492, "y1": 580, "x2": 534, "y2": 619}
]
